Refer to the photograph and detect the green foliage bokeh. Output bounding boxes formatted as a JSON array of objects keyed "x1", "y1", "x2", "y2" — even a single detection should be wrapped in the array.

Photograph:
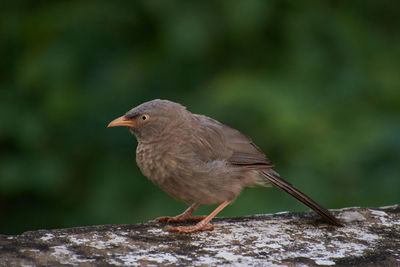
[{"x1": 1, "y1": 1, "x2": 399, "y2": 234}]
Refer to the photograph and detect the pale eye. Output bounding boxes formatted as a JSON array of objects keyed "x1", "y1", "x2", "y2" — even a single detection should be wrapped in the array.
[{"x1": 141, "y1": 114, "x2": 149, "y2": 121}]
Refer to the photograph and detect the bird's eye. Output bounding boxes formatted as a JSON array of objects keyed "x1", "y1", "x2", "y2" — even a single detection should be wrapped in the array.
[{"x1": 141, "y1": 114, "x2": 149, "y2": 121}]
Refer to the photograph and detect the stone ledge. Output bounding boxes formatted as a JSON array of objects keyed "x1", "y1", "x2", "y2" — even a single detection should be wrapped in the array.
[{"x1": 1, "y1": 205, "x2": 399, "y2": 266}]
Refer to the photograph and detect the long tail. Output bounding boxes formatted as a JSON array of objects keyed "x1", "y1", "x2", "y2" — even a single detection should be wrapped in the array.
[{"x1": 262, "y1": 169, "x2": 342, "y2": 226}]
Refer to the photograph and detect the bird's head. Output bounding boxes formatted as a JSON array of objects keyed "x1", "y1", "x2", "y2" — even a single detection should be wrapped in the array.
[{"x1": 107, "y1": 99, "x2": 188, "y2": 141}]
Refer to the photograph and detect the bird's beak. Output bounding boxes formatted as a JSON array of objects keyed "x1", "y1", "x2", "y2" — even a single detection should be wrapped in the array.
[{"x1": 107, "y1": 116, "x2": 137, "y2": 128}]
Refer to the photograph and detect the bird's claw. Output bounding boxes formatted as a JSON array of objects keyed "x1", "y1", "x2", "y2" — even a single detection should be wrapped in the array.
[
  {"x1": 156, "y1": 215, "x2": 206, "y2": 223},
  {"x1": 155, "y1": 216, "x2": 172, "y2": 223},
  {"x1": 165, "y1": 224, "x2": 216, "y2": 233}
]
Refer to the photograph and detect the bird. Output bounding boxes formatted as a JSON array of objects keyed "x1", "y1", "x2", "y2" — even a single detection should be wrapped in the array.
[{"x1": 108, "y1": 99, "x2": 342, "y2": 233}]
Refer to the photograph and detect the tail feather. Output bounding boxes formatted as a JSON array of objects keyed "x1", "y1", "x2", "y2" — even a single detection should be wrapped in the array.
[{"x1": 262, "y1": 169, "x2": 342, "y2": 226}]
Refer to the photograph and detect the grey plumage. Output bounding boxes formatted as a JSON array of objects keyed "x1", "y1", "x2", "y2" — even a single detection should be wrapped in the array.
[{"x1": 109, "y1": 99, "x2": 342, "y2": 231}]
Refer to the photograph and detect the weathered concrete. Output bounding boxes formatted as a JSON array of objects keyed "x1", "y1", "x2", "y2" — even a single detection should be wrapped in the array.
[{"x1": 0, "y1": 205, "x2": 399, "y2": 266}]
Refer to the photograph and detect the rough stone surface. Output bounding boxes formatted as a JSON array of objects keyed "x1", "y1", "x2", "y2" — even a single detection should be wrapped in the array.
[{"x1": 0, "y1": 205, "x2": 399, "y2": 266}]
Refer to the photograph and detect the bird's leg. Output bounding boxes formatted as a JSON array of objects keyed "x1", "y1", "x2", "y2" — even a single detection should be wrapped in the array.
[
  {"x1": 156, "y1": 203, "x2": 206, "y2": 223},
  {"x1": 166, "y1": 200, "x2": 232, "y2": 233}
]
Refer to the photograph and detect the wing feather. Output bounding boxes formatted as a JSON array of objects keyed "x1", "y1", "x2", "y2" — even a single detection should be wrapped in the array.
[{"x1": 191, "y1": 115, "x2": 273, "y2": 168}]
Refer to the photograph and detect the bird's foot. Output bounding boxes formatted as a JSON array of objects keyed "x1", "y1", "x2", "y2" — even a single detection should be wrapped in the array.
[
  {"x1": 156, "y1": 215, "x2": 206, "y2": 223},
  {"x1": 165, "y1": 224, "x2": 216, "y2": 233}
]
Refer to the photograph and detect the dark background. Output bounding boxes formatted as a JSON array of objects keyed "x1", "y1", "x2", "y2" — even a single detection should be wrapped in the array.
[{"x1": 1, "y1": 1, "x2": 399, "y2": 235}]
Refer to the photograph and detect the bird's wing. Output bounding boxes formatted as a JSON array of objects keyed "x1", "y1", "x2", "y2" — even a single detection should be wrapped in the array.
[
  {"x1": 190, "y1": 115, "x2": 342, "y2": 226},
  {"x1": 191, "y1": 114, "x2": 274, "y2": 168}
]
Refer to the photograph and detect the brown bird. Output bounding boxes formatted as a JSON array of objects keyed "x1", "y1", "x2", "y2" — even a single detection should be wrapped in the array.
[{"x1": 108, "y1": 99, "x2": 341, "y2": 233}]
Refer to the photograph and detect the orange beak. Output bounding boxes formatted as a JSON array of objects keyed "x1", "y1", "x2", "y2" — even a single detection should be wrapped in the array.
[{"x1": 107, "y1": 116, "x2": 137, "y2": 128}]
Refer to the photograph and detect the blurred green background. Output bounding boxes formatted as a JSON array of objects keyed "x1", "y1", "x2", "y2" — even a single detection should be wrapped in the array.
[{"x1": 1, "y1": 1, "x2": 399, "y2": 235}]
